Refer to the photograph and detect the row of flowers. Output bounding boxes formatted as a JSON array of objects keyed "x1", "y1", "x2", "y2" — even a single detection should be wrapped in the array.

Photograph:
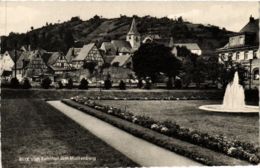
[
  {"x1": 75, "y1": 95, "x2": 213, "y2": 101},
  {"x1": 70, "y1": 96, "x2": 260, "y2": 164}
]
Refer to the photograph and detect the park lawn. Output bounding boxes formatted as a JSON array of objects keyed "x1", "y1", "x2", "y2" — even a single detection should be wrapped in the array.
[
  {"x1": 1, "y1": 99, "x2": 138, "y2": 168},
  {"x1": 99, "y1": 100, "x2": 259, "y2": 147}
]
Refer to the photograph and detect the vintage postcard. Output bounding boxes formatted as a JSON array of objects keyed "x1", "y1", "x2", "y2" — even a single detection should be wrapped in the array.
[{"x1": 0, "y1": 1, "x2": 259, "y2": 167}]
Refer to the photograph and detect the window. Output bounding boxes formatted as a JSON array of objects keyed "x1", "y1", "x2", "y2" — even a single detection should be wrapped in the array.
[
  {"x1": 236, "y1": 52, "x2": 240, "y2": 60},
  {"x1": 253, "y1": 69, "x2": 259, "y2": 80},
  {"x1": 253, "y1": 50, "x2": 257, "y2": 59},
  {"x1": 228, "y1": 53, "x2": 232, "y2": 61},
  {"x1": 244, "y1": 51, "x2": 248, "y2": 60},
  {"x1": 239, "y1": 36, "x2": 244, "y2": 45}
]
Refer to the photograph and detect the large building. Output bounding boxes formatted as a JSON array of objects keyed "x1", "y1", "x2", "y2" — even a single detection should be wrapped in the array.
[{"x1": 216, "y1": 16, "x2": 259, "y2": 89}]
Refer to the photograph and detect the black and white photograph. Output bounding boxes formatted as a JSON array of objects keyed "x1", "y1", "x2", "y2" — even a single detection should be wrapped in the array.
[{"x1": 0, "y1": 0, "x2": 259, "y2": 167}]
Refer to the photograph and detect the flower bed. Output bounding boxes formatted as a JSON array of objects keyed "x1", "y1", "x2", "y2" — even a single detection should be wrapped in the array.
[
  {"x1": 68, "y1": 96, "x2": 260, "y2": 165},
  {"x1": 78, "y1": 95, "x2": 210, "y2": 101}
]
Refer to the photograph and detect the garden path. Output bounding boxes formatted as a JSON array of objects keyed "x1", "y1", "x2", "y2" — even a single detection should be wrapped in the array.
[{"x1": 47, "y1": 100, "x2": 202, "y2": 167}]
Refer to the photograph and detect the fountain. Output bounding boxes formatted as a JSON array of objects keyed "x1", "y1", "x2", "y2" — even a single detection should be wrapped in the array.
[{"x1": 199, "y1": 72, "x2": 259, "y2": 113}]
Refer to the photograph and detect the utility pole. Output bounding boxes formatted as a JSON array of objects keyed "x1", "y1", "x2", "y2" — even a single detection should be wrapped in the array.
[
  {"x1": 14, "y1": 41, "x2": 17, "y2": 79},
  {"x1": 249, "y1": 59, "x2": 252, "y2": 90},
  {"x1": 14, "y1": 49, "x2": 17, "y2": 78}
]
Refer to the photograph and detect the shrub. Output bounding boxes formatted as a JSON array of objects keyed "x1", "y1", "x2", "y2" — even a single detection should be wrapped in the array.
[
  {"x1": 137, "y1": 79, "x2": 143, "y2": 88},
  {"x1": 41, "y1": 77, "x2": 52, "y2": 89},
  {"x1": 119, "y1": 80, "x2": 126, "y2": 90},
  {"x1": 22, "y1": 78, "x2": 31, "y2": 89},
  {"x1": 166, "y1": 79, "x2": 173, "y2": 89},
  {"x1": 67, "y1": 78, "x2": 73, "y2": 89},
  {"x1": 144, "y1": 79, "x2": 152, "y2": 89},
  {"x1": 10, "y1": 77, "x2": 20, "y2": 88},
  {"x1": 104, "y1": 79, "x2": 112, "y2": 90},
  {"x1": 78, "y1": 78, "x2": 88, "y2": 89},
  {"x1": 174, "y1": 79, "x2": 182, "y2": 89},
  {"x1": 58, "y1": 81, "x2": 63, "y2": 89}
]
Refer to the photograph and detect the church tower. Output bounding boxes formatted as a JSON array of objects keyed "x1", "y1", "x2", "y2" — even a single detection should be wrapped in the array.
[{"x1": 126, "y1": 18, "x2": 141, "y2": 50}]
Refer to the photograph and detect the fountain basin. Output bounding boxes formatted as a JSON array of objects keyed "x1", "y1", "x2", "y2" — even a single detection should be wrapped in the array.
[{"x1": 199, "y1": 105, "x2": 259, "y2": 113}]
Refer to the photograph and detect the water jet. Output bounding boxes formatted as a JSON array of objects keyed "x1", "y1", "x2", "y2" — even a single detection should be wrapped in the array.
[{"x1": 199, "y1": 72, "x2": 259, "y2": 113}]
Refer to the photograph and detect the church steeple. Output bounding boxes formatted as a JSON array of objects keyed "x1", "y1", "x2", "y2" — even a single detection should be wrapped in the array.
[
  {"x1": 128, "y1": 18, "x2": 140, "y2": 35},
  {"x1": 126, "y1": 18, "x2": 141, "y2": 50}
]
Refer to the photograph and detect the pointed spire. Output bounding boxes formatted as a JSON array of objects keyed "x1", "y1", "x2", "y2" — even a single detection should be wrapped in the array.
[{"x1": 128, "y1": 18, "x2": 140, "y2": 35}]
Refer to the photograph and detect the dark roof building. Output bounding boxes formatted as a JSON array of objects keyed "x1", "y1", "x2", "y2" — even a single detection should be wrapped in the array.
[{"x1": 216, "y1": 16, "x2": 259, "y2": 89}]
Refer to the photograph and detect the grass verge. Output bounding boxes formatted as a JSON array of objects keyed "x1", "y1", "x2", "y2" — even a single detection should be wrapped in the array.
[{"x1": 1, "y1": 99, "x2": 138, "y2": 167}]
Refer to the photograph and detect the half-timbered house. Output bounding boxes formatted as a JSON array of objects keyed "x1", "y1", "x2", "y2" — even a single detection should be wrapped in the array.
[{"x1": 72, "y1": 43, "x2": 104, "y2": 69}]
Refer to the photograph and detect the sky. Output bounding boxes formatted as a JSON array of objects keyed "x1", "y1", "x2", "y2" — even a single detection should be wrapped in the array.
[{"x1": 0, "y1": 1, "x2": 259, "y2": 36}]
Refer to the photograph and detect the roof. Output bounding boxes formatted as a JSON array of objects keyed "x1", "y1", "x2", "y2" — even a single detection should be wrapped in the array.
[
  {"x1": 111, "y1": 55, "x2": 132, "y2": 67},
  {"x1": 174, "y1": 43, "x2": 201, "y2": 51},
  {"x1": 41, "y1": 52, "x2": 53, "y2": 64},
  {"x1": 240, "y1": 17, "x2": 259, "y2": 44},
  {"x1": 111, "y1": 40, "x2": 132, "y2": 53},
  {"x1": 153, "y1": 38, "x2": 173, "y2": 47},
  {"x1": 100, "y1": 42, "x2": 117, "y2": 55},
  {"x1": 73, "y1": 43, "x2": 95, "y2": 61},
  {"x1": 4, "y1": 50, "x2": 22, "y2": 62},
  {"x1": 47, "y1": 52, "x2": 62, "y2": 65},
  {"x1": 16, "y1": 51, "x2": 32, "y2": 69},
  {"x1": 240, "y1": 17, "x2": 259, "y2": 34},
  {"x1": 217, "y1": 17, "x2": 259, "y2": 51},
  {"x1": 16, "y1": 49, "x2": 46, "y2": 69},
  {"x1": 103, "y1": 55, "x2": 116, "y2": 64},
  {"x1": 66, "y1": 47, "x2": 81, "y2": 62},
  {"x1": 127, "y1": 18, "x2": 140, "y2": 35}
]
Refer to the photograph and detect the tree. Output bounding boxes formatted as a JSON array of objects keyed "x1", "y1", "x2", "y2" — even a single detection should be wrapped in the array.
[
  {"x1": 64, "y1": 29, "x2": 75, "y2": 51},
  {"x1": 41, "y1": 77, "x2": 52, "y2": 89},
  {"x1": 133, "y1": 43, "x2": 181, "y2": 84},
  {"x1": 83, "y1": 62, "x2": 97, "y2": 74},
  {"x1": 58, "y1": 81, "x2": 63, "y2": 89},
  {"x1": 10, "y1": 77, "x2": 20, "y2": 88},
  {"x1": 119, "y1": 80, "x2": 126, "y2": 90},
  {"x1": 192, "y1": 57, "x2": 207, "y2": 88},
  {"x1": 66, "y1": 78, "x2": 73, "y2": 89},
  {"x1": 22, "y1": 78, "x2": 31, "y2": 89},
  {"x1": 137, "y1": 79, "x2": 143, "y2": 89},
  {"x1": 70, "y1": 16, "x2": 82, "y2": 22},
  {"x1": 78, "y1": 78, "x2": 89, "y2": 89},
  {"x1": 104, "y1": 79, "x2": 112, "y2": 89},
  {"x1": 181, "y1": 54, "x2": 207, "y2": 88},
  {"x1": 177, "y1": 16, "x2": 184, "y2": 23},
  {"x1": 219, "y1": 62, "x2": 247, "y2": 89},
  {"x1": 206, "y1": 55, "x2": 224, "y2": 85}
]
